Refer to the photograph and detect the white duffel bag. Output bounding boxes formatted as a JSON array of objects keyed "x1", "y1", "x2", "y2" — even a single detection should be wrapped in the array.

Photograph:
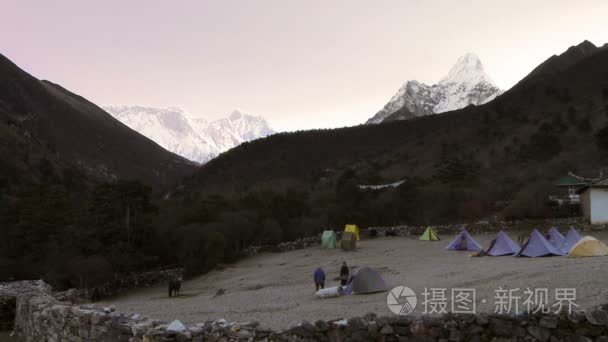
[{"x1": 315, "y1": 286, "x2": 344, "y2": 299}]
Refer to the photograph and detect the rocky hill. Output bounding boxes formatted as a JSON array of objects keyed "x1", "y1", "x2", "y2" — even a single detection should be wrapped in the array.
[{"x1": 366, "y1": 53, "x2": 503, "y2": 124}]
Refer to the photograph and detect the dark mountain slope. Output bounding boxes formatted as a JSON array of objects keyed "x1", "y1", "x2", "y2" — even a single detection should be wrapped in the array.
[
  {"x1": 520, "y1": 40, "x2": 606, "y2": 83},
  {"x1": 0, "y1": 54, "x2": 196, "y2": 188},
  {"x1": 182, "y1": 42, "x2": 608, "y2": 219}
]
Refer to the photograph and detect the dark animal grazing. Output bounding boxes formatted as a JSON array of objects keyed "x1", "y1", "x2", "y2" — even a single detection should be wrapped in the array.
[{"x1": 168, "y1": 277, "x2": 182, "y2": 297}]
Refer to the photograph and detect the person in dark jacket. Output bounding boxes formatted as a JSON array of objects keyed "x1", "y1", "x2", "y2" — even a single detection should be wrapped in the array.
[
  {"x1": 313, "y1": 267, "x2": 326, "y2": 292},
  {"x1": 339, "y1": 262, "x2": 349, "y2": 286}
]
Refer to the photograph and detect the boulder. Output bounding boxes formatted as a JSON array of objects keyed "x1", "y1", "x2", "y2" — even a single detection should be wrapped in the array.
[
  {"x1": 380, "y1": 324, "x2": 394, "y2": 335},
  {"x1": 527, "y1": 326, "x2": 550, "y2": 342},
  {"x1": 166, "y1": 319, "x2": 187, "y2": 334},
  {"x1": 489, "y1": 318, "x2": 513, "y2": 337},
  {"x1": 539, "y1": 316, "x2": 559, "y2": 329}
]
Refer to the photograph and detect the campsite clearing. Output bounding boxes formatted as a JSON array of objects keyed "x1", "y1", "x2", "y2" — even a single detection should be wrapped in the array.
[{"x1": 101, "y1": 231, "x2": 608, "y2": 330}]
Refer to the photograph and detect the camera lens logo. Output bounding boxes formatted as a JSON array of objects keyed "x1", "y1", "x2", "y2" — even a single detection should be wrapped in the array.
[{"x1": 387, "y1": 286, "x2": 417, "y2": 315}]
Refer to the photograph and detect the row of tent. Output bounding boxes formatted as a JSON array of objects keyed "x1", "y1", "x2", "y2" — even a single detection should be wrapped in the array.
[
  {"x1": 436, "y1": 226, "x2": 608, "y2": 257},
  {"x1": 322, "y1": 225, "x2": 608, "y2": 257}
]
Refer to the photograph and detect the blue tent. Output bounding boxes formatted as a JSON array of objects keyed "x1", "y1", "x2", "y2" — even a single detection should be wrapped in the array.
[
  {"x1": 547, "y1": 227, "x2": 565, "y2": 247},
  {"x1": 446, "y1": 228, "x2": 483, "y2": 251},
  {"x1": 559, "y1": 227, "x2": 583, "y2": 254},
  {"x1": 516, "y1": 229, "x2": 565, "y2": 257},
  {"x1": 487, "y1": 230, "x2": 521, "y2": 256}
]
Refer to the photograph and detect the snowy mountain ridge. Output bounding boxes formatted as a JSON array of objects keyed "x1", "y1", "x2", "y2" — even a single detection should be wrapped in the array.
[
  {"x1": 103, "y1": 105, "x2": 274, "y2": 164},
  {"x1": 366, "y1": 53, "x2": 503, "y2": 124}
]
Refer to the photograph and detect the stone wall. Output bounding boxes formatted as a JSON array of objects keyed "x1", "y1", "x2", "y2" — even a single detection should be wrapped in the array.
[
  {"x1": 5, "y1": 280, "x2": 608, "y2": 341},
  {"x1": 53, "y1": 268, "x2": 183, "y2": 303},
  {"x1": 0, "y1": 296, "x2": 15, "y2": 331}
]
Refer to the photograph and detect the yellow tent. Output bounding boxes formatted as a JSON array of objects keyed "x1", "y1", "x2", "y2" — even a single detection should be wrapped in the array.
[
  {"x1": 568, "y1": 236, "x2": 608, "y2": 257},
  {"x1": 344, "y1": 224, "x2": 360, "y2": 240}
]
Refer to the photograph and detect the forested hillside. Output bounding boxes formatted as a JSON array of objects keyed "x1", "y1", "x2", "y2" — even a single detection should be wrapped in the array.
[{"x1": 175, "y1": 41, "x2": 608, "y2": 227}]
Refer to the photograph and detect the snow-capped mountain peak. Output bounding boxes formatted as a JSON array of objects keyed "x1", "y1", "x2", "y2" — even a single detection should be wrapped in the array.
[
  {"x1": 102, "y1": 105, "x2": 274, "y2": 164},
  {"x1": 366, "y1": 53, "x2": 503, "y2": 124},
  {"x1": 440, "y1": 53, "x2": 495, "y2": 86}
]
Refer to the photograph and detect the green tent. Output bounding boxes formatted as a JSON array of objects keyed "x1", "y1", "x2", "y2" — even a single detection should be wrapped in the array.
[
  {"x1": 419, "y1": 226, "x2": 440, "y2": 241},
  {"x1": 346, "y1": 267, "x2": 389, "y2": 294},
  {"x1": 321, "y1": 230, "x2": 337, "y2": 248}
]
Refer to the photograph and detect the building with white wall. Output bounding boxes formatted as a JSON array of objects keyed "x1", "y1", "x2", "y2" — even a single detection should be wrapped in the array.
[{"x1": 578, "y1": 178, "x2": 608, "y2": 224}]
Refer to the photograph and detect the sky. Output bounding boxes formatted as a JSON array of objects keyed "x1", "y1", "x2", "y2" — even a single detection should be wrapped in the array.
[{"x1": 1, "y1": 1, "x2": 607, "y2": 132}]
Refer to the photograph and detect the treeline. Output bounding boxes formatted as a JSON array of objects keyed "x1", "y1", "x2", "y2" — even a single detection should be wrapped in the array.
[{"x1": 0, "y1": 159, "x2": 583, "y2": 289}]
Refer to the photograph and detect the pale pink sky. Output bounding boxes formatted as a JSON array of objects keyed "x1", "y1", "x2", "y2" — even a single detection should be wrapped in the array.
[{"x1": 1, "y1": 0, "x2": 607, "y2": 131}]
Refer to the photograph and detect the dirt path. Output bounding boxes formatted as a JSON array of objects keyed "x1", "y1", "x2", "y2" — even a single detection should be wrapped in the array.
[{"x1": 101, "y1": 231, "x2": 608, "y2": 330}]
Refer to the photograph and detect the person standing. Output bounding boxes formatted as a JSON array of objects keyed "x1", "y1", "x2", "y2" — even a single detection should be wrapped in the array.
[
  {"x1": 339, "y1": 262, "x2": 349, "y2": 286},
  {"x1": 313, "y1": 267, "x2": 326, "y2": 292}
]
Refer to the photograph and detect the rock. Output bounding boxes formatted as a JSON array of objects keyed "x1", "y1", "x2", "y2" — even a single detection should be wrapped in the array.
[
  {"x1": 527, "y1": 326, "x2": 551, "y2": 342},
  {"x1": 380, "y1": 324, "x2": 394, "y2": 335},
  {"x1": 314, "y1": 320, "x2": 330, "y2": 332},
  {"x1": 489, "y1": 318, "x2": 513, "y2": 337},
  {"x1": 448, "y1": 329, "x2": 462, "y2": 342},
  {"x1": 289, "y1": 320, "x2": 316, "y2": 337},
  {"x1": 586, "y1": 309, "x2": 608, "y2": 326},
  {"x1": 189, "y1": 325, "x2": 203, "y2": 337},
  {"x1": 349, "y1": 317, "x2": 367, "y2": 330},
  {"x1": 468, "y1": 325, "x2": 484, "y2": 335},
  {"x1": 368, "y1": 321, "x2": 379, "y2": 336},
  {"x1": 177, "y1": 331, "x2": 192, "y2": 341},
  {"x1": 132, "y1": 321, "x2": 154, "y2": 337},
  {"x1": 539, "y1": 316, "x2": 559, "y2": 329},
  {"x1": 456, "y1": 313, "x2": 476, "y2": 324},
  {"x1": 364, "y1": 312, "x2": 378, "y2": 321},
  {"x1": 350, "y1": 330, "x2": 370, "y2": 342},
  {"x1": 568, "y1": 310, "x2": 588, "y2": 324},
  {"x1": 565, "y1": 336, "x2": 592, "y2": 342},
  {"x1": 166, "y1": 319, "x2": 187, "y2": 334},
  {"x1": 243, "y1": 321, "x2": 259, "y2": 329},
  {"x1": 476, "y1": 314, "x2": 489, "y2": 326}
]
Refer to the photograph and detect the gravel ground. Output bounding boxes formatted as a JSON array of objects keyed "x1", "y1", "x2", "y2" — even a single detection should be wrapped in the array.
[{"x1": 100, "y1": 230, "x2": 608, "y2": 330}]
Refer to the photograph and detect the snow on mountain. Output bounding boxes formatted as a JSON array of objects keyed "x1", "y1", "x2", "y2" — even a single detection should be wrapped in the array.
[
  {"x1": 102, "y1": 105, "x2": 274, "y2": 164},
  {"x1": 366, "y1": 53, "x2": 503, "y2": 124}
]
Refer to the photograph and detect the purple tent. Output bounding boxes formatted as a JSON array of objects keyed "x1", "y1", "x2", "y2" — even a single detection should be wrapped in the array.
[
  {"x1": 446, "y1": 228, "x2": 483, "y2": 251},
  {"x1": 559, "y1": 227, "x2": 583, "y2": 254},
  {"x1": 516, "y1": 229, "x2": 565, "y2": 257},
  {"x1": 547, "y1": 227, "x2": 565, "y2": 247},
  {"x1": 487, "y1": 230, "x2": 521, "y2": 256}
]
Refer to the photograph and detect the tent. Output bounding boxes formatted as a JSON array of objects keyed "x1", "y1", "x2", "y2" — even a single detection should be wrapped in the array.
[
  {"x1": 486, "y1": 230, "x2": 521, "y2": 256},
  {"x1": 516, "y1": 229, "x2": 565, "y2": 257},
  {"x1": 343, "y1": 267, "x2": 388, "y2": 294},
  {"x1": 547, "y1": 227, "x2": 565, "y2": 247},
  {"x1": 446, "y1": 228, "x2": 483, "y2": 251},
  {"x1": 344, "y1": 224, "x2": 360, "y2": 240},
  {"x1": 419, "y1": 226, "x2": 440, "y2": 241},
  {"x1": 321, "y1": 230, "x2": 337, "y2": 249},
  {"x1": 341, "y1": 232, "x2": 357, "y2": 251},
  {"x1": 568, "y1": 236, "x2": 608, "y2": 257},
  {"x1": 559, "y1": 227, "x2": 583, "y2": 254}
]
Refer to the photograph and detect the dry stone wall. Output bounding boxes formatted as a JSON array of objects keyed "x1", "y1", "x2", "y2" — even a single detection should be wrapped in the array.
[{"x1": 4, "y1": 280, "x2": 608, "y2": 341}]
